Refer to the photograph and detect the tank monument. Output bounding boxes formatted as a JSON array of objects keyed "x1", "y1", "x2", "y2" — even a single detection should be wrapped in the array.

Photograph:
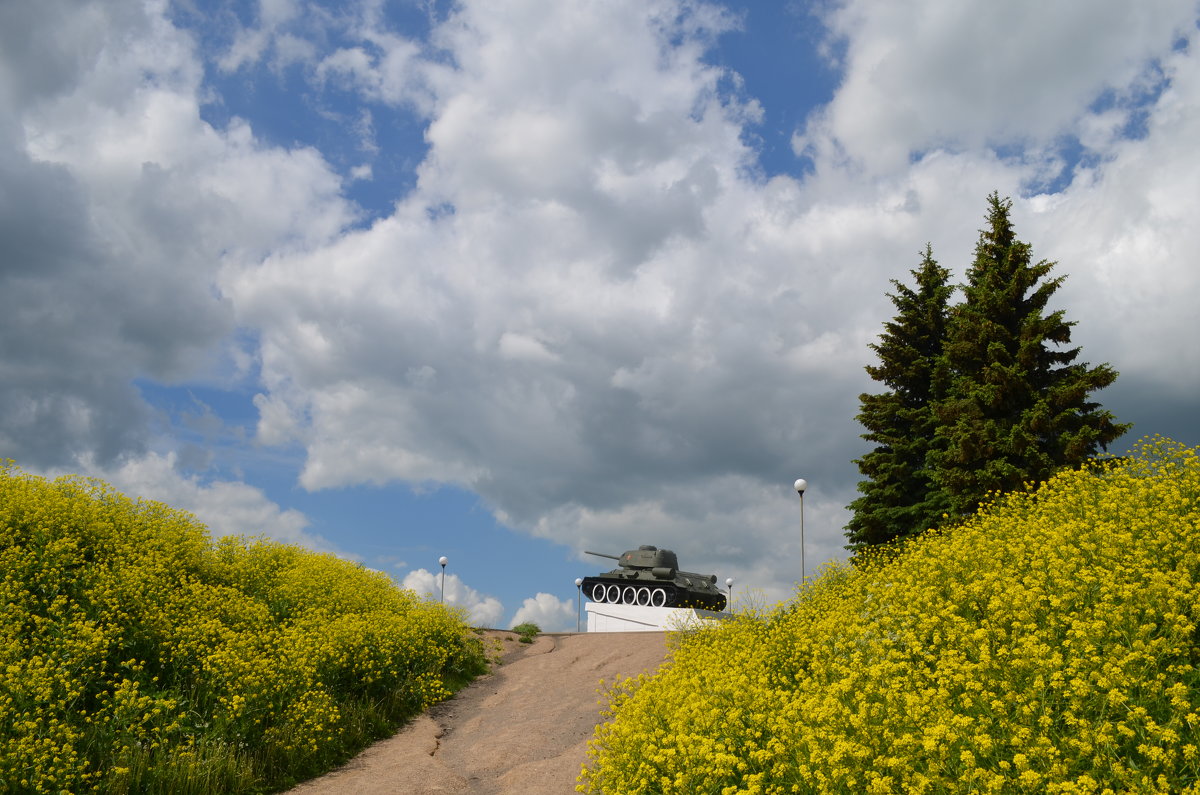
[{"x1": 580, "y1": 545, "x2": 730, "y2": 632}]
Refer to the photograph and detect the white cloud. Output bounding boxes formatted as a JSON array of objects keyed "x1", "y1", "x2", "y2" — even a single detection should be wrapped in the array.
[
  {"x1": 315, "y1": 33, "x2": 430, "y2": 110},
  {"x1": 215, "y1": 0, "x2": 1200, "y2": 603},
  {"x1": 1, "y1": 0, "x2": 355, "y2": 470},
  {"x1": 4, "y1": 0, "x2": 1198, "y2": 614},
  {"x1": 402, "y1": 568, "x2": 506, "y2": 628},
  {"x1": 1022, "y1": 39, "x2": 1200, "y2": 392},
  {"x1": 221, "y1": 1, "x2": 802, "y2": 519},
  {"x1": 216, "y1": 0, "x2": 306, "y2": 73},
  {"x1": 35, "y1": 451, "x2": 333, "y2": 552},
  {"x1": 510, "y1": 592, "x2": 577, "y2": 633},
  {"x1": 799, "y1": 0, "x2": 1197, "y2": 175}
]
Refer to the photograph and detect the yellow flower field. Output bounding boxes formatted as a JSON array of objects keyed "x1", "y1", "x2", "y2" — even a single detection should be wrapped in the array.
[
  {"x1": 0, "y1": 464, "x2": 487, "y2": 794},
  {"x1": 581, "y1": 437, "x2": 1200, "y2": 794}
]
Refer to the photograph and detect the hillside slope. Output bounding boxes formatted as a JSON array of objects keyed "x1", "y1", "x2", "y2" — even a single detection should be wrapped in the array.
[
  {"x1": 0, "y1": 464, "x2": 486, "y2": 793},
  {"x1": 288, "y1": 630, "x2": 671, "y2": 795}
]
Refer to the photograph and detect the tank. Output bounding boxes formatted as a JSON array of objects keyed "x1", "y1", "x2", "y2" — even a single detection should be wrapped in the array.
[{"x1": 581, "y1": 545, "x2": 727, "y2": 611}]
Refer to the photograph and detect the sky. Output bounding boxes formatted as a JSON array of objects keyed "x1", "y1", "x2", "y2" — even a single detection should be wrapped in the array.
[{"x1": 3, "y1": 0, "x2": 1198, "y2": 632}]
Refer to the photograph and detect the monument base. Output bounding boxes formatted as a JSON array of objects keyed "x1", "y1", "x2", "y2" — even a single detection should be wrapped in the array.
[{"x1": 585, "y1": 601, "x2": 731, "y2": 632}]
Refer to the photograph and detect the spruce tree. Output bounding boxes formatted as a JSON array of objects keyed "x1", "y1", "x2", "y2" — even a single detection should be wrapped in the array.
[
  {"x1": 846, "y1": 245, "x2": 954, "y2": 551},
  {"x1": 931, "y1": 193, "x2": 1129, "y2": 517}
]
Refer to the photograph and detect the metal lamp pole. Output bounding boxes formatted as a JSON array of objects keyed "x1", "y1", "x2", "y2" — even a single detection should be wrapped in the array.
[
  {"x1": 794, "y1": 479, "x2": 807, "y2": 585},
  {"x1": 575, "y1": 577, "x2": 583, "y2": 632},
  {"x1": 725, "y1": 577, "x2": 734, "y2": 611},
  {"x1": 439, "y1": 556, "x2": 448, "y2": 603}
]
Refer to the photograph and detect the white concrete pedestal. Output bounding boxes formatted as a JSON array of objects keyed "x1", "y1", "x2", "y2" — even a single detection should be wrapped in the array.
[{"x1": 585, "y1": 601, "x2": 731, "y2": 632}]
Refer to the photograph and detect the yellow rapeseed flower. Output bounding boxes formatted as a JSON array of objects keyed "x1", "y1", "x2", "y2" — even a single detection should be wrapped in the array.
[{"x1": 580, "y1": 438, "x2": 1200, "y2": 794}]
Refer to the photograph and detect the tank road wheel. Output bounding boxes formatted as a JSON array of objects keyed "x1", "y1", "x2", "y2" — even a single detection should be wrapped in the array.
[
  {"x1": 590, "y1": 583, "x2": 607, "y2": 603},
  {"x1": 622, "y1": 586, "x2": 637, "y2": 605},
  {"x1": 650, "y1": 588, "x2": 667, "y2": 607},
  {"x1": 636, "y1": 588, "x2": 651, "y2": 606}
]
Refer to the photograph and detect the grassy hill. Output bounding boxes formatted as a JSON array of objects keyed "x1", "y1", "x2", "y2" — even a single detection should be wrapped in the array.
[
  {"x1": 0, "y1": 463, "x2": 488, "y2": 794},
  {"x1": 582, "y1": 437, "x2": 1200, "y2": 794}
]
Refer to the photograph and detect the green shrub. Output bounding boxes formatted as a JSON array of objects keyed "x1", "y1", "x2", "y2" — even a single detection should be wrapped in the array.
[{"x1": 513, "y1": 622, "x2": 541, "y2": 644}]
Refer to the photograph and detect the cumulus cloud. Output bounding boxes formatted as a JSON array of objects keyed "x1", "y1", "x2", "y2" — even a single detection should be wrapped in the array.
[
  {"x1": 798, "y1": 0, "x2": 1198, "y2": 175},
  {"x1": 217, "y1": 0, "x2": 864, "y2": 590},
  {"x1": 402, "y1": 568, "x2": 505, "y2": 628},
  {"x1": 1021, "y1": 40, "x2": 1200, "y2": 391},
  {"x1": 0, "y1": 0, "x2": 354, "y2": 471},
  {"x1": 34, "y1": 450, "x2": 333, "y2": 552},
  {"x1": 215, "y1": 0, "x2": 1200, "y2": 600},
  {"x1": 510, "y1": 592, "x2": 577, "y2": 633},
  {"x1": 3, "y1": 0, "x2": 1198, "y2": 613}
]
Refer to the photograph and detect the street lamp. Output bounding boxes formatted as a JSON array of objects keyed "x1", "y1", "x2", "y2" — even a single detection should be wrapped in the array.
[
  {"x1": 439, "y1": 556, "x2": 448, "y2": 603},
  {"x1": 725, "y1": 577, "x2": 734, "y2": 611},
  {"x1": 794, "y1": 478, "x2": 808, "y2": 586},
  {"x1": 575, "y1": 577, "x2": 584, "y2": 632}
]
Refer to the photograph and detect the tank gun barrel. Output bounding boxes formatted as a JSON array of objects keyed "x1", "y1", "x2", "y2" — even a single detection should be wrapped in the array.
[{"x1": 584, "y1": 550, "x2": 621, "y2": 561}]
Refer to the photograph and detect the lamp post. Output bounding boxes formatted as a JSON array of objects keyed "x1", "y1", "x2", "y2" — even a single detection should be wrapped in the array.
[
  {"x1": 794, "y1": 478, "x2": 807, "y2": 586},
  {"x1": 575, "y1": 577, "x2": 583, "y2": 632},
  {"x1": 725, "y1": 577, "x2": 734, "y2": 611},
  {"x1": 439, "y1": 556, "x2": 448, "y2": 603}
]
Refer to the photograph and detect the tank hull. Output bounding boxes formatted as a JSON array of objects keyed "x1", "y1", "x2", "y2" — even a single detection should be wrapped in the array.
[{"x1": 581, "y1": 574, "x2": 727, "y2": 612}]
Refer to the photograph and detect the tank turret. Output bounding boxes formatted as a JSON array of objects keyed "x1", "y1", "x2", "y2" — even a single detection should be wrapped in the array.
[{"x1": 581, "y1": 545, "x2": 726, "y2": 611}]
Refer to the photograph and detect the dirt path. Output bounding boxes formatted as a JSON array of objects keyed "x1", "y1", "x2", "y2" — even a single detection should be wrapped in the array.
[{"x1": 287, "y1": 630, "x2": 671, "y2": 795}]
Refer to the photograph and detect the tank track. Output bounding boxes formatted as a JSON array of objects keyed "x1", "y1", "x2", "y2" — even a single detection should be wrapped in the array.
[{"x1": 581, "y1": 577, "x2": 726, "y2": 612}]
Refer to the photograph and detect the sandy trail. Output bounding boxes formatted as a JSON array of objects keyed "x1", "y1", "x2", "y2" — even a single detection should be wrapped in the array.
[{"x1": 286, "y1": 630, "x2": 671, "y2": 795}]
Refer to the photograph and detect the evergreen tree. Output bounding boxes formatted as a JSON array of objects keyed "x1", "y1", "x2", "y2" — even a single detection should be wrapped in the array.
[
  {"x1": 931, "y1": 193, "x2": 1129, "y2": 516},
  {"x1": 846, "y1": 245, "x2": 954, "y2": 551}
]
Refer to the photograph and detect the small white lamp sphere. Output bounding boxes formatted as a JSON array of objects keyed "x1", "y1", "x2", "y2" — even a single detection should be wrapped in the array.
[
  {"x1": 794, "y1": 478, "x2": 808, "y2": 495},
  {"x1": 575, "y1": 577, "x2": 583, "y2": 586},
  {"x1": 725, "y1": 577, "x2": 734, "y2": 587},
  {"x1": 439, "y1": 556, "x2": 448, "y2": 567}
]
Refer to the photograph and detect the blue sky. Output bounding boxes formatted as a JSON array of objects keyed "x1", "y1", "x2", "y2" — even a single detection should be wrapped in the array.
[{"x1": 3, "y1": 0, "x2": 1198, "y2": 631}]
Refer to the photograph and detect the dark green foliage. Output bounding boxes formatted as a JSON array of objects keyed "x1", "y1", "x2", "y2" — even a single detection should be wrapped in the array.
[
  {"x1": 846, "y1": 245, "x2": 955, "y2": 551},
  {"x1": 848, "y1": 194, "x2": 1129, "y2": 547},
  {"x1": 929, "y1": 193, "x2": 1130, "y2": 516}
]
